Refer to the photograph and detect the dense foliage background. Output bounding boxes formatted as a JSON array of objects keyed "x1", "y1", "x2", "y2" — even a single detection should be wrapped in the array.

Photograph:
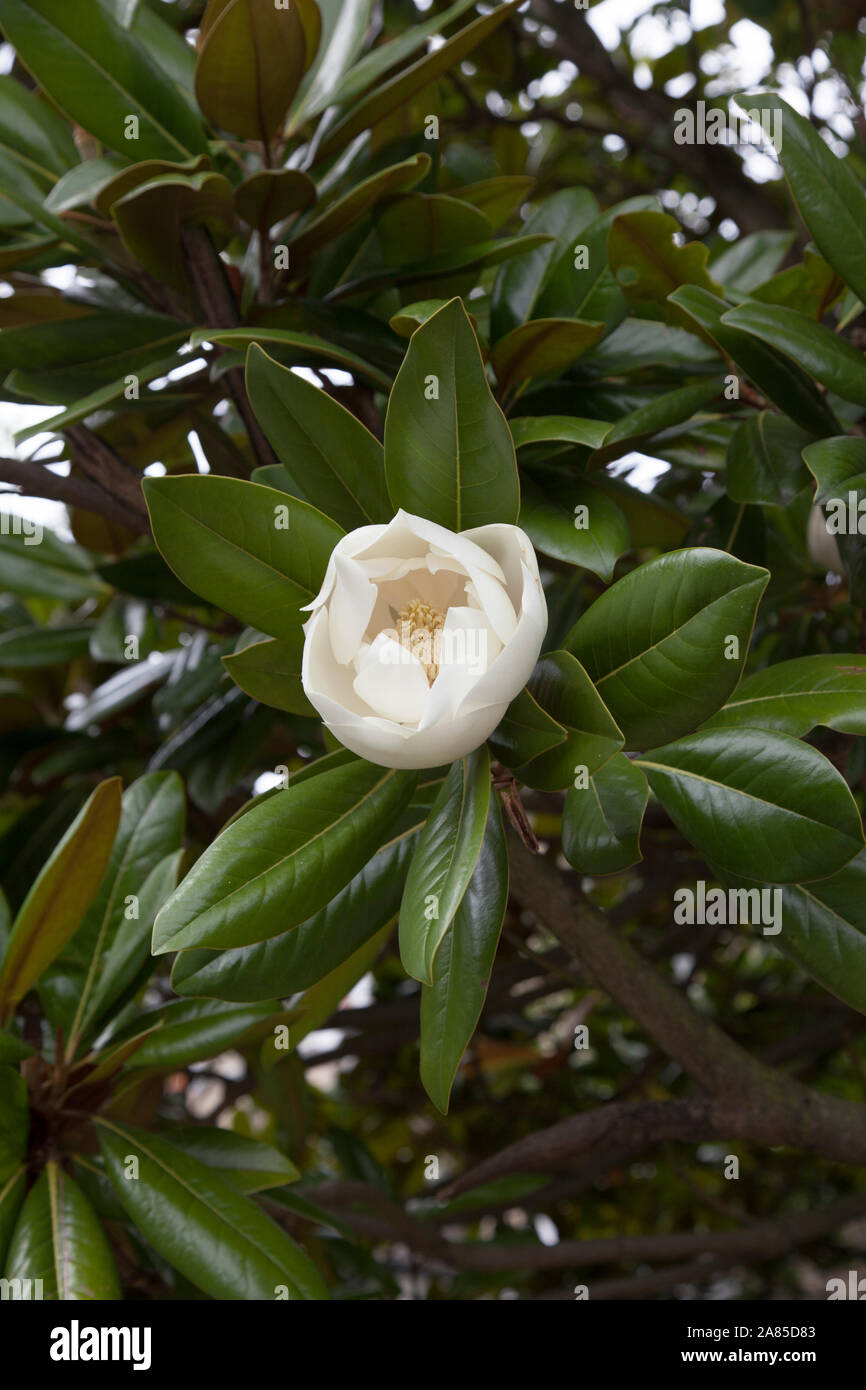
[{"x1": 1, "y1": 0, "x2": 866, "y2": 1303}]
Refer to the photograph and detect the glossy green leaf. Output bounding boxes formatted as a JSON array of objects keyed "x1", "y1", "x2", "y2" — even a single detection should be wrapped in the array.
[
  {"x1": 726, "y1": 411, "x2": 814, "y2": 508},
  {"x1": 399, "y1": 748, "x2": 490, "y2": 986},
  {"x1": 83, "y1": 850, "x2": 182, "y2": 1030},
  {"x1": 563, "y1": 753, "x2": 648, "y2": 875},
  {"x1": 722, "y1": 301, "x2": 866, "y2": 408},
  {"x1": 223, "y1": 631, "x2": 313, "y2": 716},
  {"x1": 42, "y1": 156, "x2": 124, "y2": 213},
  {"x1": 709, "y1": 229, "x2": 795, "y2": 295},
  {"x1": 376, "y1": 193, "x2": 490, "y2": 269},
  {"x1": 0, "y1": 310, "x2": 191, "y2": 400},
  {"x1": 591, "y1": 379, "x2": 724, "y2": 465},
  {"x1": 488, "y1": 685, "x2": 567, "y2": 771},
  {"x1": 234, "y1": 168, "x2": 316, "y2": 228},
  {"x1": 0, "y1": 73, "x2": 78, "y2": 183},
  {"x1": 5, "y1": 1162, "x2": 120, "y2": 1300},
  {"x1": 509, "y1": 415, "x2": 612, "y2": 452},
  {"x1": 565, "y1": 548, "x2": 769, "y2": 749},
  {"x1": 734, "y1": 92, "x2": 866, "y2": 307},
  {"x1": 153, "y1": 760, "x2": 416, "y2": 953},
  {"x1": 14, "y1": 352, "x2": 182, "y2": 443},
  {"x1": 246, "y1": 342, "x2": 388, "y2": 527},
  {"x1": 803, "y1": 436, "x2": 866, "y2": 604},
  {"x1": 455, "y1": 175, "x2": 535, "y2": 231},
  {"x1": 0, "y1": 519, "x2": 105, "y2": 602},
  {"x1": 93, "y1": 152, "x2": 210, "y2": 215},
  {"x1": 803, "y1": 436, "x2": 866, "y2": 501},
  {"x1": 519, "y1": 476, "x2": 629, "y2": 583},
  {"x1": 490, "y1": 187, "x2": 599, "y2": 340},
  {"x1": 112, "y1": 171, "x2": 235, "y2": 290},
  {"x1": 287, "y1": 153, "x2": 430, "y2": 264},
  {"x1": 125, "y1": 997, "x2": 284, "y2": 1069},
  {"x1": 638, "y1": 728, "x2": 864, "y2": 883},
  {"x1": 194, "y1": 0, "x2": 307, "y2": 142},
  {"x1": 773, "y1": 851, "x2": 866, "y2": 1015},
  {"x1": 331, "y1": 233, "x2": 553, "y2": 303},
  {"x1": 491, "y1": 318, "x2": 605, "y2": 396},
  {"x1": 331, "y1": 0, "x2": 477, "y2": 109},
  {"x1": 702, "y1": 653, "x2": 866, "y2": 736},
  {"x1": 518, "y1": 651, "x2": 624, "y2": 792},
  {"x1": 384, "y1": 297, "x2": 519, "y2": 529},
  {"x1": 535, "y1": 194, "x2": 661, "y2": 332},
  {"x1": 0, "y1": 624, "x2": 92, "y2": 668},
  {"x1": 0, "y1": 0, "x2": 208, "y2": 162},
  {"x1": 608, "y1": 209, "x2": 722, "y2": 321},
  {"x1": 420, "y1": 794, "x2": 507, "y2": 1113},
  {"x1": 158, "y1": 1129, "x2": 299, "y2": 1193},
  {"x1": 98, "y1": 1119, "x2": 327, "y2": 1299},
  {"x1": 750, "y1": 246, "x2": 843, "y2": 319},
  {"x1": 316, "y1": 0, "x2": 522, "y2": 160},
  {"x1": 40, "y1": 772, "x2": 185, "y2": 1045},
  {"x1": 289, "y1": 0, "x2": 372, "y2": 127},
  {"x1": 187, "y1": 326, "x2": 390, "y2": 390},
  {"x1": 286, "y1": 921, "x2": 391, "y2": 1050},
  {"x1": 171, "y1": 823, "x2": 419, "y2": 1002},
  {"x1": 0, "y1": 778, "x2": 121, "y2": 1023},
  {"x1": 0, "y1": 1067, "x2": 27, "y2": 1184},
  {"x1": 0, "y1": 1167, "x2": 25, "y2": 1271},
  {"x1": 668, "y1": 285, "x2": 838, "y2": 436},
  {"x1": 144, "y1": 475, "x2": 342, "y2": 641}
]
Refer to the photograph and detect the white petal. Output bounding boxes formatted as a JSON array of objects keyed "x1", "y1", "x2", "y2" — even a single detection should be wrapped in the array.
[
  {"x1": 352, "y1": 510, "x2": 506, "y2": 581},
  {"x1": 302, "y1": 608, "x2": 371, "y2": 716},
  {"x1": 461, "y1": 522, "x2": 539, "y2": 601},
  {"x1": 418, "y1": 606, "x2": 499, "y2": 730},
  {"x1": 352, "y1": 632, "x2": 429, "y2": 724},
  {"x1": 302, "y1": 523, "x2": 387, "y2": 613},
  {"x1": 323, "y1": 700, "x2": 510, "y2": 769},
  {"x1": 464, "y1": 567, "x2": 517, "y2": 645},
  {"x1": 807, "y1": 504, "x2": 843, "y2": 574},
  {"x1": 457, "y1": 556, "x2": 548, "y2": 716},
  {"x1": 328, "y1": 553, "x2": 377, "y2": 665}
]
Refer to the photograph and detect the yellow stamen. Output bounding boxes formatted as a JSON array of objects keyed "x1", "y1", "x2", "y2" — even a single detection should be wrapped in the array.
[{"x1": 396, "y1": 599, "x2": 446, "y2": 682}]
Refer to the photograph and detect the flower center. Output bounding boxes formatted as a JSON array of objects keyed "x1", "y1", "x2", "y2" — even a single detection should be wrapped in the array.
[{"x1": 396, "y1": 598, "x2": 446, "y2": 682}]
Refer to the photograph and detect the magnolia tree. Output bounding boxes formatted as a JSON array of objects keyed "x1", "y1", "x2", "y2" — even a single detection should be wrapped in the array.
[{"x1": 0, "y1": 0, "x2": 865, "y2": 1307}]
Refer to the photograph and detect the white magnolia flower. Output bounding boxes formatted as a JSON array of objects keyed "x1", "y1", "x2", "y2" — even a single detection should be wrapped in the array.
[
  {"x1": 301, "y1": 510, "x2": 548, "y2": 769},
  {"x1": 807, "y1": 503, "x2": 843, "y2": 576}
]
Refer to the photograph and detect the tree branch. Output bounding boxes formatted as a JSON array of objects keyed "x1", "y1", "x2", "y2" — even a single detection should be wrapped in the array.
[
  {"x1": 0, "y1": 454, "x2": 149, "y2": 534},
  {"x1": 180, "y1": 224, "x2": 276, "y2": 473}
]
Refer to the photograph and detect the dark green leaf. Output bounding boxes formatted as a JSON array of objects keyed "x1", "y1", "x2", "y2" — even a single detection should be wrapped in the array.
[
  {"x1": 638, "y1": 728, "x2": 864, "y2": 883},
  {"x1": 734, "y1": 92, "x2": 866, "y2": 307},
  {"x1": 702, "y1": 653, "x2": 866, "y2": 736},
  {"x1": 399, "y1": 747, "x2": 490, "y2": 985},
  {"x1": 170, "y1": 823, "x2": 419, "y2": 1002},
  {"x1": 726, "y1": 411, "x2": 814, "y2": 508},
  {"x1": 98, "y1": 1119, "x2": 327, "y2": 1299},
  {"x1": 0, "y1": 0, "x2": 208, "y2": 162},
  {"x1": 144, "y1": 475, "x2": 343, "y2": 641},
  {"x1": 384, "y1": 297, "x2": 519, "y2": 529},
  {"x1": 0, "y1": 779, "x2": 121, "y2": 1023},
  {"x1": 518, "y1": 651, "x2": 623, "y2": 791},
  {"x1": 563, "y1": 753, "x2": 648, "y2": 875},
  {"x1": 153, "y1": 760, "x2": 416, "y2": 953},
  {"x1": 565, "y1": 548, "x2": 769, "y2": 749},
  {"x1": 222, "y1": 631, "x2": 313, "y2": 716},
  {"x1": 5, "y1": 1162, "x2": 120, "y2": 1300},
  {"x1": 722, "y1": 301, "x2": 866, "y2": 408},
  {"x1": 420, "y1": 794, "x2": 507, "y2": 1112},
  {"x1": 246, "y1": 342, "x2": 389, "y2": 527}
]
